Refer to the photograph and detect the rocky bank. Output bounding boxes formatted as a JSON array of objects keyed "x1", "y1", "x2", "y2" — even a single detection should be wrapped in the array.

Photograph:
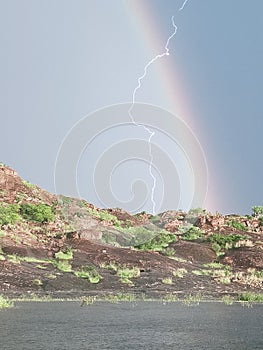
[{"x1": 0, "y1": 165, "x2": 262, "y2": 299}]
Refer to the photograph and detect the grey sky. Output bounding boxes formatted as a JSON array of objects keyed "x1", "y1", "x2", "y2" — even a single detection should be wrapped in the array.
[{"x1": 1, "y1": 0, "x2": 262, "y2": 215}]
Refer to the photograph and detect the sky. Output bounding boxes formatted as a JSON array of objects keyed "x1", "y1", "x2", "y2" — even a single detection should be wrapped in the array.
[{"x1": 1, "y1": 0, "x2": 263, "y2": 215}]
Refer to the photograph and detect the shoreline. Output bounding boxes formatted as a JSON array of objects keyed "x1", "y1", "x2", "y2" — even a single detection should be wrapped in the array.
[{"x1": 1, "y1": 290, "x2": 263, "y2": 305}]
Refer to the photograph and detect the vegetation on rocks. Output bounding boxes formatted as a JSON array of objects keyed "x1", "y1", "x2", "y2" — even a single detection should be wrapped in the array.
[
  {"x1": 135, "y1": 230, "x2": 177, "y2": 251},
  {"x1": 0, "y1": 165, "x2": 263, "y2": 300},
  {"x1": 74, "y1": 266, "x2": 102, "y2": 283},
  {"x1": 20, "y1": 203, "x2": 55, "y2": 223},
  {"x1": 0, "y1": 295, "x2": 14, "y2": 309},
  {"x1": 0, "y1": 203, "x2": 21, "y2": 226}
]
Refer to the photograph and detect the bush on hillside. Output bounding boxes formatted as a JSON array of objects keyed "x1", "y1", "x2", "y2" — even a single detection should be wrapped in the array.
[{"x1": 20, "y1": 203, "x2": 55, "y2": 223}]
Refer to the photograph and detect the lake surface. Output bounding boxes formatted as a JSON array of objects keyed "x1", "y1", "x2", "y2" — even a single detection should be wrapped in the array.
[{"x1": 0, "y1": 301, "x2": 262, "y2": 349}]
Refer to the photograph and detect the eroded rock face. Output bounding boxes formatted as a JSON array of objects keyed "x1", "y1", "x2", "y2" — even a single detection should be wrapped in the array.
[
  {"x1": 207, "y1": 215, "x2": 225, "y2": 229},
  {"x1": 0, "y1": 166, "x2": 55, "y2": 205},
  {"x1": 164, "y1": 219, "x2": 182, "y2": 233},
  {"x1": 79, "y1": 228, "x2": 102, "y2": 241}
]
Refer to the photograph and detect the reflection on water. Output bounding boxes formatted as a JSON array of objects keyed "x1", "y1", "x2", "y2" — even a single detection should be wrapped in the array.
[{"x1": 0, "y1": 301, "x2": 262, "y2": 350}]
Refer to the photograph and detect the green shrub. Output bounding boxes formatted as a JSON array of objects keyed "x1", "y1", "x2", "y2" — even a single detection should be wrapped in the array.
[
  {"x1": 123, "y1": 226, "x2": 155, "y2": 246},
  {"x1": 211, "y1": 242, "x2": 224, "y2": 256},
  {"x1": 135, "y1": 230, "x2": 177, "y2": 251},
  {"x1": 102, "y1": 263, "x2": 140, "y2": 285},
  {"x1": 179, "y1": 225, "x2": 204, "y2": 241},
  {"x1": 150, "y1": 215, "x2": 161, "y2": 225},
  {"x1": 20, "y1": 203, "x2": 55, "y2": 223},
  {"x1": 162, "y1": 247, "x2": 176, "y2": 257},
  {"x1": 87, "y1": 208, "x2": 121, "y2": 227},
  {"x1": 221, "y1": 295, "x2": 234, "y2": 305},
  {"x1": 74, "y1": 266, "x2": 102, "y2": 283},
  {"x1": 55, "y1": 249, "x2": 73, "y2": 260},
  {"x1": 238, "y1": 292, "x2": 263, "y2": 302},
  {"x1": 52, "y1": 248, "x2": 73, "y2": 272},
  {"x1": 252, "y1": 206, "x2": 263, "y2": 217},
  {"x1": 188, "y1": 208, "x2": 206, "y2": 215},
  {"x1": 209, "y1": 233, "x2": 246, "y2": 250},
  {"x1": 0, "y1": 204, "x2": 21, "y2": 226},
  {"x1": 22, "y1": 180, "x2": 35, "y2": 188},
  {"x1": 227, "y1": 220, "x2": 247, "y2": 231},
  {"x1": 117, "y1": 266, "x2": 140, "y2": 284},
  {"x1": 52, "y1": 260, "x2": 72, "y2": 272}
]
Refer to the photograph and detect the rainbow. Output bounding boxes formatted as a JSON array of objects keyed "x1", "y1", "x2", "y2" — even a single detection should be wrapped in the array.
[{"x1": 123, "y1": 1, "x2": 218, "y2": 212}]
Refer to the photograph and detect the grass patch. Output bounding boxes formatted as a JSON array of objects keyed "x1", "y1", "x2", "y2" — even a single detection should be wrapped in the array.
[
  {"x1": 182, "y1": 293, "x2": 202, "y2": 306},
  {"x1": 36, "y1": 265, "x2": 47, "y2": 270},
  {"x1": 209, "y1": 233, "x2": 247, "y2": 251},
  {"x1": 33, "y1": 279, "x2": 43, "y2": 286},
  {"x1": 55, "y1": 248, "x2": 73, "y2": 260},
  {"x1": 81, "y1": 296, "x2": 97, "y2": 305},
  {"x1": 6, "y1": 254, "x2": 51, "y2": 265},
  {"x1": 162, "y1": 293, "x2": 179, "y2": 302},
  {"x1": 22, "y1": 256, "x2": 50, "y2": 264},
  {"x1": 52, "y1": 260, "x2": 72, "y2": 272},
  {"x1": 203, "y1": 262, "x2": 225, "y2": 269},
  {"x1": 219, "y1": 276, "x2": 231, "y2": 284},
  {"x1": 168, "y1": 256, "x2": 188, "y2": 263},
  {"x1": 162, "y1": 277, "x2": 173, "y2": 285},
  {"x1": 221, "y1": 295, "x2": 234, "y2": 305},
  {"x1": 74, "y1": 266, "x2": 102, "y2": 284},
  {"x1": 161, "y1": 247, "x2": 176, "y2": 257},
  {"x1": 100, "y1": 261, "x2": 118, "y2": 271},
  {"x1": 87, "y1": 208, "x2": 122, "y2": 227},
  {"x1": 81, "y1": 293, "x2": 137, "y2": 305},
  {"x1": 22, "y1": 180, "x2": 35, "y2": 188},
  {"x1": 117, "y1": 266, "x2": 140, "y2": 285},
  {"x1": 173, "y1": 268, "x2": 188, "y2": 278},
  {"x1": 0, "y1": 295, "x2": 14, "y2": 309},
  {"x1": 101, "y1": 262, "x2": 140, "y2": 285},
  {"x1": 7, "y1": 254, "x2": 21, "y2": 264},
  {"x1": 237, "y1": 292, "x2": 263, "y2": 303},
  {"x1": 232, "y1": 269, "x2": 263, "y2": 287},
  {"x1": 103, "y1": 293, "x2": 137, "y2": 303},
  {"x1": 192, "y1": 270, "x2": 203, "y2": 276},
  {"x1": 192, "y1": 266, "x2": 232, "y2": 284}
]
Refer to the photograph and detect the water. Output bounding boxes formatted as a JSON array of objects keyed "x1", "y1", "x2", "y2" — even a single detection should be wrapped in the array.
[{"x1": 0, "y1": 301, "x2": 262, "y2": 349}]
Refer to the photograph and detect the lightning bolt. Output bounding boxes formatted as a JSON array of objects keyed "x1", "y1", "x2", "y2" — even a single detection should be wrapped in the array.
[
  {"x1": 179, "y1": 0, "x2": 190, "y2": 11},
  {"x1": 128, "y1": 1, "x2": 188, "y2": 214}
]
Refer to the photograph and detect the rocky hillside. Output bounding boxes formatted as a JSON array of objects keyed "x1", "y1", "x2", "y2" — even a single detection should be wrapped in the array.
[{"x1": 0, "y1": 164, "x2": 262, "y2": 300}]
